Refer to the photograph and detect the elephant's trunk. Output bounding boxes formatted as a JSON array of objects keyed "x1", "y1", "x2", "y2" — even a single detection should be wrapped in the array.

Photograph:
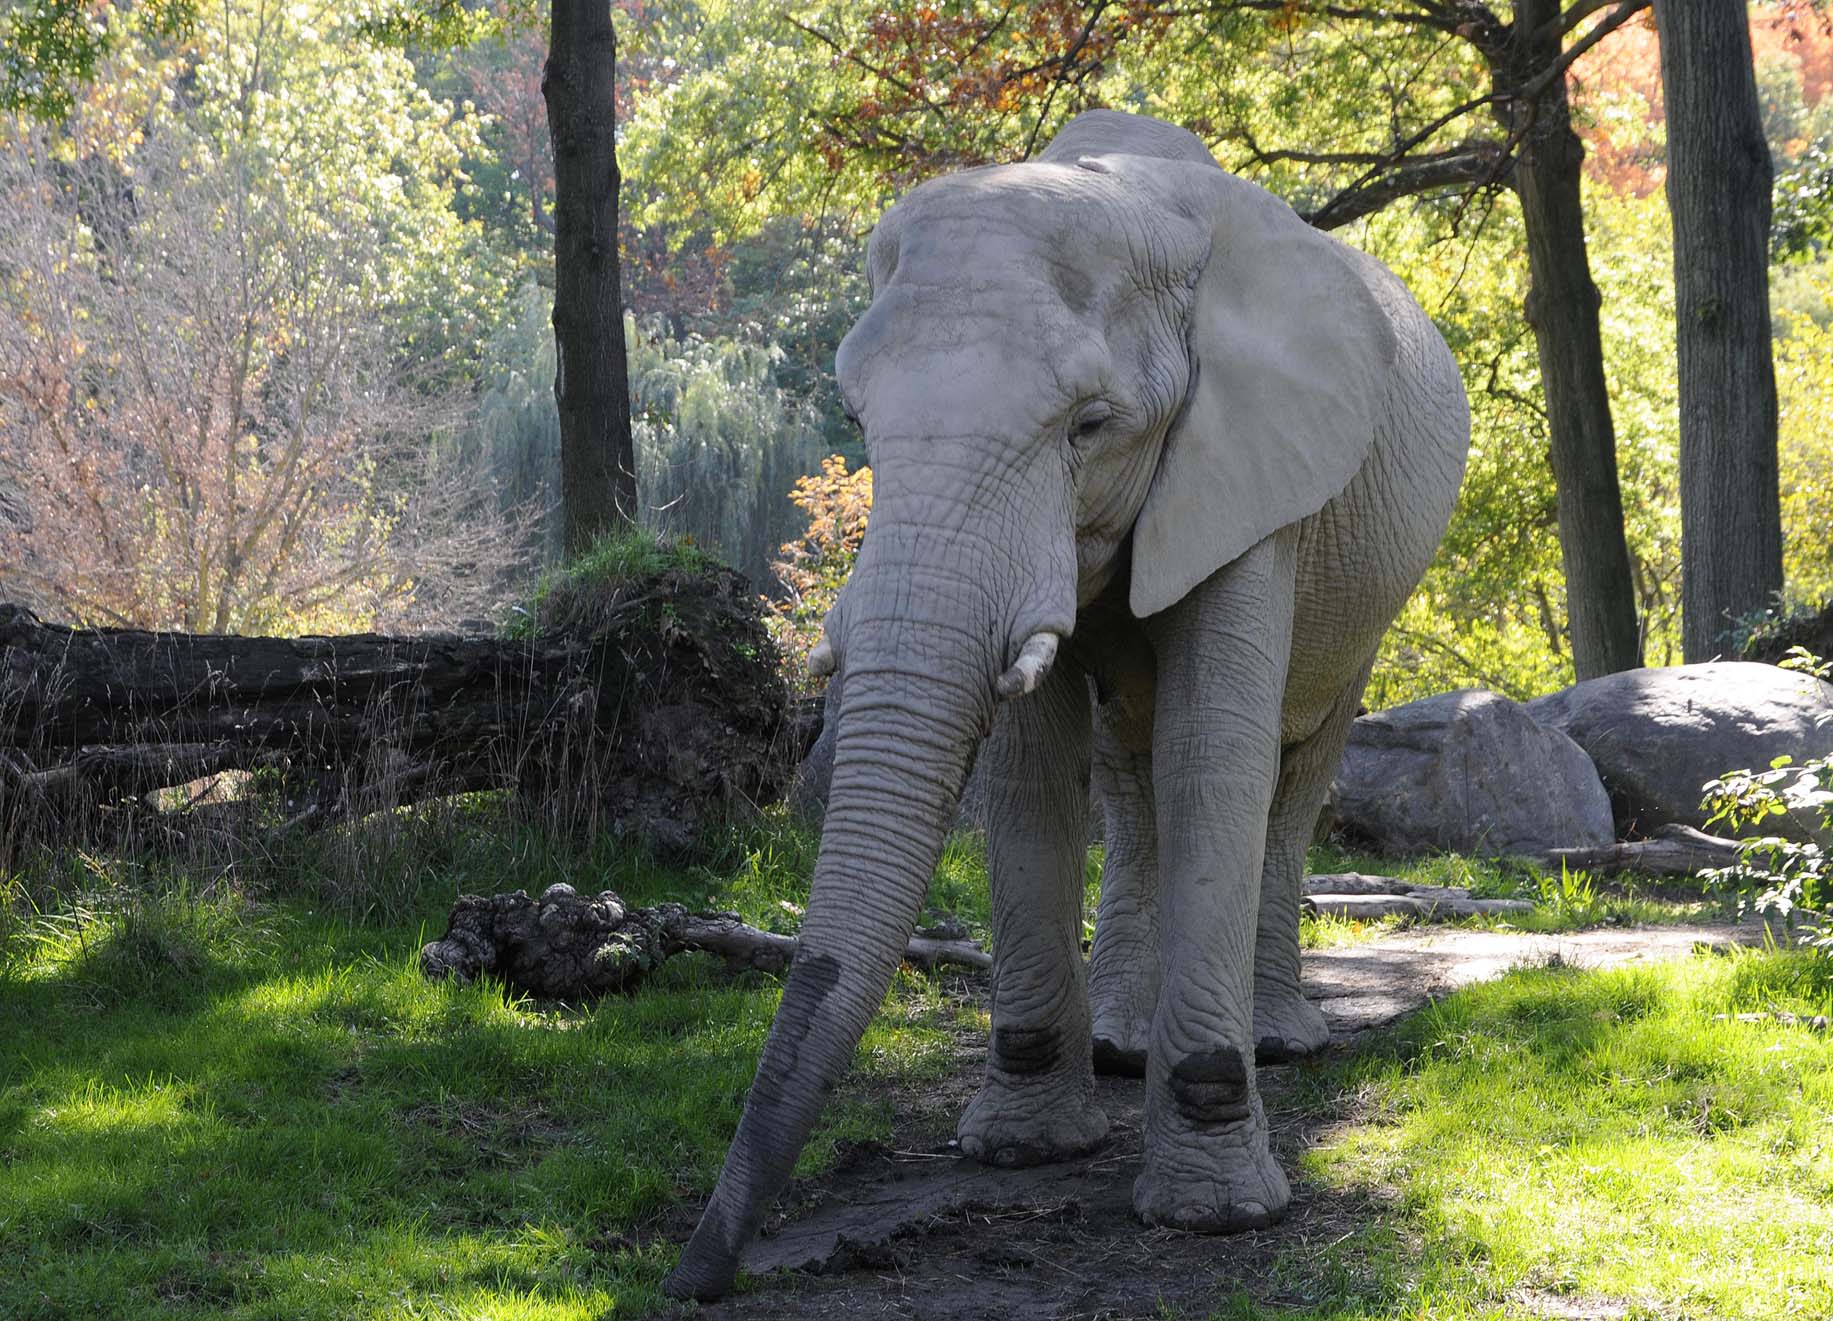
[{"x1": 665, "y1": 530, "x2": 1022, "y2": 1300}]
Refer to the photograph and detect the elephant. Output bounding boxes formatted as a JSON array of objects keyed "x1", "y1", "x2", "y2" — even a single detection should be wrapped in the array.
[{"x1": 664, "y1": 108, "x2": 1469, "y2": 1301}]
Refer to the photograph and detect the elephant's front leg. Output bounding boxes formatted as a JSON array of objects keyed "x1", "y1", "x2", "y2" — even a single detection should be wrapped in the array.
[
  {"x1": 1137, "y1": 532, "x2": 1297, "y2": 1231},
  {"x1": 958, "y1": 661, "x2": 1109, "y2": 1167}
]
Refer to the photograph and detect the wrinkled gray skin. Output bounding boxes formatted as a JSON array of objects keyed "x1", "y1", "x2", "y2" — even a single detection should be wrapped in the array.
[{"x1": 665, "y1": 110, "x2": 1469, "y2": 1301}]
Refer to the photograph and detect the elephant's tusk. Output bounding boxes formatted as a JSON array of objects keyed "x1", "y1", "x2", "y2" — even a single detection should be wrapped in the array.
[
  {"x1": 996, "y1": 632, "x2": 1059, "y2": 699},
  {"x1": 808, "y1": 637, "x2": 837, "y2": 678}
]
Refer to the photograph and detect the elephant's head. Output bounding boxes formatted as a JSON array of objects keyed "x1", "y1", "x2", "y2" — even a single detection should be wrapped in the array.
[{"x1": 664, "y1": 110, "x2": 1394, "y2": 1301}]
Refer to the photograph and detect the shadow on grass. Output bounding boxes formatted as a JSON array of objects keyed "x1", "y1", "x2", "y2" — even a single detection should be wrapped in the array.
[{"x1": 0, "y1": 804, "x2": 997, "y2": 1319}]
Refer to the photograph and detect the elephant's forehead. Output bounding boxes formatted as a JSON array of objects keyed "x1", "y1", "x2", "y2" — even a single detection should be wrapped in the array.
[
  {"x1": 873, "y1": 165, "x2": 1176, "y2": 312},
  {"x1": 837, "y1": 278, "x2": 1104, "y2": 415}
]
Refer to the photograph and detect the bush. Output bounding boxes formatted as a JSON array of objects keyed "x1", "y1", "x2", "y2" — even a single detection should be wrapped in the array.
[
  {"x1": 767, "y1": 454, "x2": 873, "y2": 678},
  {"x1": 1701, "y1": 648, "x2": 1833, "y2": 953}
]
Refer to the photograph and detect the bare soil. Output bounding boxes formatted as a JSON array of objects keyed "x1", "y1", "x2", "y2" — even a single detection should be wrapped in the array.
[{"x1": 685, "y1": 923, "x2": 1764, "y2": 1321}]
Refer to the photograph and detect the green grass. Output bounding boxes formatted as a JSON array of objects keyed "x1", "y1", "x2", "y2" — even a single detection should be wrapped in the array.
[
  {"x1": 0, "y1": 809, "x2": 959, "y2": 1319},
  {"x1": 1240, "y1": 949, "x2": 1833, "y2": 1320},
  {"x1": 503, "y1": 528, "x2": 718, "y2": 640},
  {"x1": 2, "y1": 814, "x2": 1806, "y2": 1320}
]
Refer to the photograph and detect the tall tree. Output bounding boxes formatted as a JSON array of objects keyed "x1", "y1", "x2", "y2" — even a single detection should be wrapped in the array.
[
  {"x1": 543, "y1": 0, "x2": 637, "y2": 552},
  {"x1": 1656, "y1": 0, "x2": 1782, "y2": 660},
  {"x1": 1493, "y1": 0, "x2": 1645, "y2": 676}
]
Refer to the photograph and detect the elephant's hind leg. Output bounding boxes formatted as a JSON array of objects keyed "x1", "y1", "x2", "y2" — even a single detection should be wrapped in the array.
[
  {"x1": 1134, "y1": 533, "x2": 1296, "y2": 1233},
  {"x1": 1089, "y1": 703, "x2": 1159, "y2": 1077},
  {"x1": 958, "y1": 663, "x2": 1109, "y2": 1168},
  {"x1": 1253, "y1": 661, "x2": 1373, "y2": 1063}
]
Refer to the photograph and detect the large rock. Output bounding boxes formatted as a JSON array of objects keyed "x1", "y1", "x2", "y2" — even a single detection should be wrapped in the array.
[
  {"x1": 1333, "y1": 688, "x2": 1614, "y2": 857},
  {"x1": 1525, "y1": 662, "x2": 1833, "y2": 840}
]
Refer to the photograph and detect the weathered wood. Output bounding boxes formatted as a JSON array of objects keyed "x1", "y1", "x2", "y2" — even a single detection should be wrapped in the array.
[
  {"x1": 0, "y1": 602, "x2": 596, "y2": 756},
  {"x1": 419, "y1": 884, "x2": 988, "y2": 998},
  {"x1": 1305, "y1": 894, "x2": 1535, "y2": 920},
  {"x1": 1542, "y1": 823, "x2": 1744, "y2": 877},
  {"x1": 1302, "y1": 872, "x2": 1473, "y2": 899},
  {"x1": 0, "y1": 567, "x2": 793, "y2": 856},
  {"x1": 1656, "y1": 0, "x2": 1782, "y2": 661},
  {"x1": 1496, "y1": 0, "x2": 1643, "y2": 677},
  {"x1": 544, "y1": 0, "x2": 638, "y2": 548}
]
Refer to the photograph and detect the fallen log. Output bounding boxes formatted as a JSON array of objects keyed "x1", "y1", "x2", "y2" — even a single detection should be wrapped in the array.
[
  {"x1": 419, "y1": 883, "x2": 990, "y2": 997},
  {"x1": 1302, "y1": 872, "x2": 1477, "y2": 901},
  {"x1": 1304, "y1": 893, "x2": 1535, "y2": 921},
  {"x1": 1542, "y1": 823, "x2": 1745, "y2": 877},
  {"x1": 0, "y1": 561, "x2": 794, "y2": 856}
]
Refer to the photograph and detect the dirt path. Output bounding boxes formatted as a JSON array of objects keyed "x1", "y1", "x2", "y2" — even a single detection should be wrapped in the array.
[{"x1": 690, "y1": 922, "x2": 1765, "y2": 1321}]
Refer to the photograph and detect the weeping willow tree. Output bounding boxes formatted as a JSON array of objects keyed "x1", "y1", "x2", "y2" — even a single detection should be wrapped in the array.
[{"x1": 466, "y1": 283, "x2": 825, "y2": 586}]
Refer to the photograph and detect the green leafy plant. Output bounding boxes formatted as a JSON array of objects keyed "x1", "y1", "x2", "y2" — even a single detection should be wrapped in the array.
[
  {"x1": 1535, "y1": 862, "x2": 1603, "y2": 924},
  {"x1": 1701, "y1": 651, "x2": 1833, "y2": 955}
]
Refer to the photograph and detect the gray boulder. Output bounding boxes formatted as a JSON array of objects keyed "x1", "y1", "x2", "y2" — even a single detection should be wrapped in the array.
[
  {"x1": 1333, "y1": 688, "x2": 1615, "y2": 857},
  {"x1": 1525, "y1": 662, "x2": 1833, "y2": 841}
]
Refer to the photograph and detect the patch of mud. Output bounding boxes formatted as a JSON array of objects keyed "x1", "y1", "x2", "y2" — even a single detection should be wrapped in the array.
[{"x1": 689, "y1": 923, "x2": 1766, "y2": 1320}]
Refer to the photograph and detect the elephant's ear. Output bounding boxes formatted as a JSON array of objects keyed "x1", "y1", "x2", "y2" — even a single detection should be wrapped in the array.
[{"x1": 1100, "y1": 157, "x2": 1396, "y2": 618}]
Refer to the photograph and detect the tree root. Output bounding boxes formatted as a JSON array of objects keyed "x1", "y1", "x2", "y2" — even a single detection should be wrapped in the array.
[{"x1": 420, "y1": 884, "x2": 990, "y2": 997}]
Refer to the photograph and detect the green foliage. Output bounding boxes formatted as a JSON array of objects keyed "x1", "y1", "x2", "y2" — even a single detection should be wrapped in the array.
[
  {"x1": 1760, "y1": 49, "x2": 1833, "y2": 262},
  {"x1": 349, "y1": 0, "x2": 504, "y2": 49},
  {"x1": 1774, "y1": 142, "x2": 1833, "y2": 261},
  {"x1": 1699, "y1": 650, "x2": 1832, "y2": 954},
  {"x1": 1534, "y1": 863, "x2": 1603, "y2": 926},
  {"x1": 501, "y1": 525, "x2": 718, "y2": 643},
  {"x1": 1362, "y1": 185, "x2": 1686, "y2": 705},
  {"x1": 629, "y1": 314, "x2": 827, "y2": 585},
  {"x1": 617, "y1": 1, "x2": 1134, "y2": 243},
  {"x1": 1, "y1": 0, "x2": 195, "y2": 119},
  {"x1": 767, "y1": 453, "x2": 872, "y2": 670},
  {"x1": 722, "y1": 217, "x2": 873, "y2": 459},
  {"x1": 0, "y1": 0, "x2": 524, "y2": 632},
  {"x1": 463, "y1": 286, "x2": 826, "y2": 583},
  {"x1": 1303, "y1": 843, "x2": 1715, "y2": 938},
  {"x1": 1774, "y1": 276, "x2": 1833, "y2": 605}
]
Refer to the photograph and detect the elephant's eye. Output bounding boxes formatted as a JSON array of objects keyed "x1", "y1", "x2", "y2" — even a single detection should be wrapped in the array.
[{"x1": 1070, "y1": 404, "x2": 1112, "y2": 445}]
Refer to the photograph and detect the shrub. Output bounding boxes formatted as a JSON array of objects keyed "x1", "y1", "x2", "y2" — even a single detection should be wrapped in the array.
[
  {"x1": 1701, "y1": 648, "x2": 1833, "y2": 954},
  {"x1": 767, "y1": 454, "x2": 873, "y2": 676}
]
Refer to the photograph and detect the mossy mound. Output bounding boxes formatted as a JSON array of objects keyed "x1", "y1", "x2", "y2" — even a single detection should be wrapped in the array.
[{"x1": 517, "y1": 532, "x2": 792, "y2": 857}]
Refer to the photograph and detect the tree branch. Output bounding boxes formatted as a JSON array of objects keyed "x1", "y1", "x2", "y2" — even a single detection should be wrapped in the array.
[
  {"x1": 1158, "y1": 0, "x2": 1469, "y2": 35},
  {"x1": 1518, "y1": 0, "x2": 1651, "y2": 102},
  {"x1": 1303, "y1": 142, "x2": 1511, "y2": 229}
]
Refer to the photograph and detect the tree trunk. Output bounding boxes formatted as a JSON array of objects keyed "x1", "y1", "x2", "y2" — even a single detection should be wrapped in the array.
[
  {"x1": 544, "y1": 0, "x2": 637, "y2": 554},
  {"x1": 1500, "y1": 0, "x2": 1644, "y2": 679},
  {"x1": 1655, "y1": 0, "x2": 1782, "y2": 661}
]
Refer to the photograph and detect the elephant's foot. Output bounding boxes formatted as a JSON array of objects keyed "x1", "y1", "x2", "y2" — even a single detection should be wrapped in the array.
[
  {"x1": 958, "y1": 1084, "x2": 1110, "y2": 1168},
  {"x1": 1252, "y1": 989, "x2": 1330, "y2": 1064},
  {"x1": 1090, "y1": 1002, "x2": 1150, "y2": 1076},
  {"x1": 1134, "y1": 1045, "x2": 1290, "y2": 1231},
  {"x1": 1133, "y1": 1142, "x2": 1291, "y2": 1232}
]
